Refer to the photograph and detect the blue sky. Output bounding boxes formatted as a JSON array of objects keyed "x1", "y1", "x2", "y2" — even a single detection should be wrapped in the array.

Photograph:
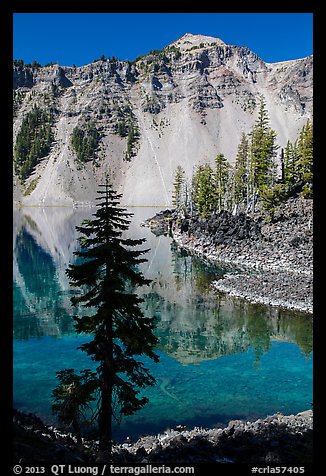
[{"x1": 13, "y1": 13, "x2": 313, "y2": 67}]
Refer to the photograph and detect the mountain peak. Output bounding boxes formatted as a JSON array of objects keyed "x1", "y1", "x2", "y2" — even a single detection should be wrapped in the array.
[
  {"x1": 170, "y1": 33, "x2": 226, "y2": 50},
  {"x1": 13, "y1": 32, "x2": 312, "y2": 208}
]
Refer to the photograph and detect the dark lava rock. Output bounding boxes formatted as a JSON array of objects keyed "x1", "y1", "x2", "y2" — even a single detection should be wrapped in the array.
[
  {"x1": 142, "y1": 209, "x2": 176, "y2": 236},
  {"x1": 13, "y1": 409, "x2": 313, "y2": 465},
  {"x1": 183, "y1": 210, "x2": 262, "y2": 245}
]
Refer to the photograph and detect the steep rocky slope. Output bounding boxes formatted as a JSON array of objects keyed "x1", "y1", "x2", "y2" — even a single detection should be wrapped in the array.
[{"x1": 13, "y1": 33, "x2": 313, "y2": 206}]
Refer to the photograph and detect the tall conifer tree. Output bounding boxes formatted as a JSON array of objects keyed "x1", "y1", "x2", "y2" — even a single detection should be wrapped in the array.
[
  {"x1": 249, "y1": 96, "x2": 278, "y2": 196},
  {"x1": 192, "y1": 163, "x2": 216, "y2": 217},
  {"x1": 172, "y1": 165, "x2": 187, "y2": 215},
  {"x1": 284, "y1": 139, "x2": 300, "y2": 190},
  {"x1": 234, "y1": 131, "x2": 250, "y2": 206},
  {"x1": 297, "y1": 119, "x2": 313, "y2": 197},
  {"x1": 214, "y1": 153, "x2": 230, "y2": 213},
  {"x1": 65, "y1": 179, "x2": 159, "y2": 462}
]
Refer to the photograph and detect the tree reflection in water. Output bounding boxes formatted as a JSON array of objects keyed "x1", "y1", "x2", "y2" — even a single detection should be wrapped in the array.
[{"x1": 13, "y1": 206, "x2": 313, "y2": 438}]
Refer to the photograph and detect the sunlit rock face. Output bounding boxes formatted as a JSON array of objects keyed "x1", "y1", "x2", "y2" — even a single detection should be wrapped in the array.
[{"x1": 13, "y1": 33, "x2": 312, "y2": 207}]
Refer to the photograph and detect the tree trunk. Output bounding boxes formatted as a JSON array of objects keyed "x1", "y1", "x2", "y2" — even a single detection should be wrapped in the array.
[
  {"x1": 96, "y1": 250, "x2": 114, "y2": 463},
  {"x1": 72, "y1": 415, "x2": 82, "y2": 445},
  {"x1": 280, "y1": 148, "x2": 285, "y2": 182},
  {"x1": 96, "y1": 358, "x2": 113, "y2": 463}
]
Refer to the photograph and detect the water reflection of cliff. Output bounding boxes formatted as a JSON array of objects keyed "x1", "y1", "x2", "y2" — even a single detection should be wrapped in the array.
[
  {"x1": 13, "y1": 207, "x2": 93, "y2": 339},
  {"x1": 144, "y1": 244, "x2": 313, "y2": 364},
  {"x1": 13, "y1": 207, "x2": 312, "y2": 361}
]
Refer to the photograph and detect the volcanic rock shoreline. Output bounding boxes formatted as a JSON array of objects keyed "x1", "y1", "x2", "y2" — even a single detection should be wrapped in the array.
[
  {"x1": 143, "y1": 196, "x2": 313, "y2": 314},
  {"x1": 13, "y1": 409, "x2": 313, "y2": 464}
]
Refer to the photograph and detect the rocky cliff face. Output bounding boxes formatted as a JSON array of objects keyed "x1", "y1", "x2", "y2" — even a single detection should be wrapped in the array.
[{"x1": 13, "y1": 33, "x2": 313, "y2": 206}]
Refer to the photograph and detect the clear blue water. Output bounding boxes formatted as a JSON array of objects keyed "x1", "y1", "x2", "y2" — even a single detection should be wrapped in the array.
[{"x1": 13, "y1": 207, "x2": 313, "y2": 441}]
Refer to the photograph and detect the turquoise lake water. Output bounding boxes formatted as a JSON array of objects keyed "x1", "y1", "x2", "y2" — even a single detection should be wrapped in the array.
[{"x1": 13, "y1": 206, "x2": 313, "y2": 441}]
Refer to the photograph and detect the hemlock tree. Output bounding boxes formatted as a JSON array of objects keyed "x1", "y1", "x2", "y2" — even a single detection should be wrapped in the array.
[
  {"x1": 283, "y1": 139, "x2": 300, "y2": 191},
  {"x1": 224, "y1": 165, "x2": 236, "y2": 214},
  {"x1": 214, "y1": 153, "x2": 230, "y2": 213},
  {"x1": 260, "y1": 183, "x2": 287, "y2": 221},
  {"x1": 52, "y1": 369, "x2": 99, "y2": 444},
  {"x1": 249, "y1": 96, "x2": 279, "y2": 199},
  {"x1": 282, "y1": 121, "x2": 313, "y2": 198},
  {"x1": 172, "y1": 165, "x2": 187, "y2": 216},
  {"x1": 296, "y1": 119, "x2": 313, "y2": 198},
  {"x1": 234, "y1": 131, "x2": 250, "y2": 207},
  {"x1": 192, "y1": 163, "x2": 216, "y2": 218},
  {"x1": 65, "y1": 180, "x2": 159, "y2": 462}
]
